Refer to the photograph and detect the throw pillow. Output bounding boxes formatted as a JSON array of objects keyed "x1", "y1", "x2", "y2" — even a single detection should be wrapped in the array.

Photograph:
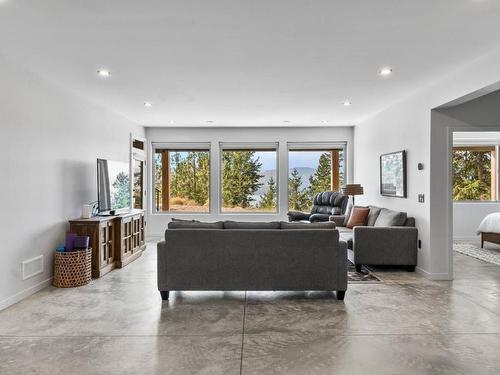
[
  {"x1": 343, "y1": 204, "x2": 353, "y2": 226},
  {"x1": 346, "y1": 206, "x2": 370, "y2": 229},
  {"x1": 366, "y1": 206, "x2": 382, "y2": 226},
  {"x1": 374, "y1": 208, "x2": 407, "y2": 227}
]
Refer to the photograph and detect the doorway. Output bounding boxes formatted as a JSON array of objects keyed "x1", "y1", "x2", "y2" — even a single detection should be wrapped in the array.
[{"x1": 452, "y1": 131, "x2": 500, "y2": 270}]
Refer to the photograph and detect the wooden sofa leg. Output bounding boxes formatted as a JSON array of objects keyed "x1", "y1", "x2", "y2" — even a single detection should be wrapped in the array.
[
  {"x1": 336, "y1": 291, "x2": 346, "y2": 301},
  {"x1": 160, "y1": 291, "x2": 170, "y2": 300},
  {"x1": 355, "y1": 264, "x2": 362, "y2": 273}
]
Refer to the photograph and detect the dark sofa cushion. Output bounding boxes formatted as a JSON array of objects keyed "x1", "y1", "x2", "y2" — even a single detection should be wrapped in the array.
[
  {"x1": 224, "y1": 221, "x2": 281, "y2": 229},
  {"x1": 280, "y1": 221, "x2": 336, "y2": 230},
  {"x1": 374, "y1": 208, "x2": 407, "y2": 227},
  {"x1": 168, "y1": 221, "x2": 224, "y2": 229}
]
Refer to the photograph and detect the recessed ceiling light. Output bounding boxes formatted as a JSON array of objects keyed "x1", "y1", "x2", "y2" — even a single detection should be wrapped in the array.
[
  {"x1": 144, "y1": 102, "x2": 152, "y2": 107},
  {"x1": 322, "y1": 120, "x2": 329, "y2": 124},
  {"x1": 379, "y1": 67, "x2": 393, "y2": 76},
  {"x1": 97, "y1": 69, "x2": 110, "y2": 77},
  {"x1": 169, "y1": 120, "x2": 175, "y2": 124},
  {"x1": 343, "y1": 101, "x2": 352, "y2": 107}
]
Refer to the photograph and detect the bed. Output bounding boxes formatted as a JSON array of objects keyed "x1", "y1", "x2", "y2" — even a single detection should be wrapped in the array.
[{"x1": 477, "y1": 213, "x2": 500, "y2": 247}]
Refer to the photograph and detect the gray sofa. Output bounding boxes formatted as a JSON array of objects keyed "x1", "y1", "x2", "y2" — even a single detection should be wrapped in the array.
[
  {"x1": 329, "y1": 206, "x2": 418, "y2": 271},
  {"x1": 157, "y1": 220, "x2": 347, "y2": 300}
]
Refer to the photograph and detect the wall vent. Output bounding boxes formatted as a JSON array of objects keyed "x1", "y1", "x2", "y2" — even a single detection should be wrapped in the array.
[{"x1": 22, "y1": 255, "x2": 44, "y2": 280}]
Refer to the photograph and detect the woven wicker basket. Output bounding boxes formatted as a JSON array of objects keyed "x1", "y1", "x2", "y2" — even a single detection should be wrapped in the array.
[{"x1": 53, "y1": 248, "x2": 92, "y2": 288}]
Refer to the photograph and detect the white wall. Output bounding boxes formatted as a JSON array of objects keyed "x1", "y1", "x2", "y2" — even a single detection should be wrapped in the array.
[
  {"x1": 354, "y1": 47, "x2": 500, "y2": 280},
  {"x1": 454, "y1": 203, "x2": 500, "y2": 240},
  {"x1": 145, "y1": 126, "x2": 354, "y2": 236},
  {"x1": 0, "y1": 55, "x2": 144, "y2": 310}
]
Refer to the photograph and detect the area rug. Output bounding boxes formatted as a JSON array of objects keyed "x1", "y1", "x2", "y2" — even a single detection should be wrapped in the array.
[
  {"x1": 453, "y1": 241, "x2": 500, "y2": 266},
  {"x1": 347, "y1": 261, "x2": 382, "y2": 283}
]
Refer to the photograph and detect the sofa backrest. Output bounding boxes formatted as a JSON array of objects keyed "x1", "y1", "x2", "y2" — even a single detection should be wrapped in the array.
[
  {"x1": 311, "y1": 191, "x2": 349, "y2": 215},
  {"x1": 166, "y1": 220, "x2": 337, "y2": 240},
  {"x1": 280, "y1": 221, "x2": 336, "y2": 230},
  {"x1": 224, "y1": 221, "x2": 281, "y2": 229},
  {"x1": 162, "y1": 228, "x2": 346, "y2": 291},
  {"x1": 404, "y1": 217, "x2": 416, "y2": 227}
]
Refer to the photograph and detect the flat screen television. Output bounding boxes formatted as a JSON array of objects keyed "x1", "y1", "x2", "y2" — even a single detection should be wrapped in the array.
[{"x1": 97, "y1": 159, "x2": 131, "y2": 213}]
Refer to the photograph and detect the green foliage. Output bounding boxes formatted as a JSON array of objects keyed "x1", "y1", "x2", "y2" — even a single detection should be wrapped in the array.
[
  {"x1": 112, "y1": 171, "x2": 130, "y2": 209},
  {"x1": 308, "y1": 152, "x2": 332, "y2": 198},
  {"x1": 288, "y1": 150, "x2": 345, "y2": 211},
  {"x1": 259, "y1": 177, "x2": 277, "y2": 210},
  {"x1": 222, "y1": 151, "x2": 263, "y2": 208},
  {"x1": 153, "y1": 151, "x2": 210, "y2": 209},
  {"x1": 169, "y1": 151, "x2": 210, "y2": 205},
  {"x1": 452, "y1": 150, "x2": 492, "y2": 201},
  {"x1": 154, "y1": 152, "x2": 162, "y2": 194},
  {"x1": 288, "y1": 169, "x2": 310, "y2": 211}
]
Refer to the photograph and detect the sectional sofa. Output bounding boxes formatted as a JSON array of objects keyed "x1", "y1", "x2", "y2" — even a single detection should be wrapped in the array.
[
  {"x1": 329, "y1": 206, "x2": 418, "y2": 272},
  {"x1": 157, "y1": 220, "x2": 348, "y2": 300}
]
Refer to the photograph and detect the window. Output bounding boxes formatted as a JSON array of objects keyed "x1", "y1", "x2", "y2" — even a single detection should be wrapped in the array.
[
  {"x1": 132, "y1": 158, "x2": 144, "y2": 209},
  {"x1": 221, "y1": 144, "x2": 278, "y2": 213},
  {"x1": 153, "y1": 144, "x2": 210, "y2": 212},
  {"x1": 453, "y1": 146, "x2": 497, "y2": 201},
  {"x1": 131, "y1": 135, "x2": 146, "y2": 210},
  {"x1": 288, "y1": 145, "x2": 346, "y2": 211}
]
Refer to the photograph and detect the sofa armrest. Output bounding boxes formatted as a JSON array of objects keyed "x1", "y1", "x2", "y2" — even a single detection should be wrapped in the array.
[
  {"x1": 309, "y1": 213, "x2": 332, "y2": 222},
  {"x1": 352, "y1": 226, "x2": 418, "y2": 265},
  {"x1": 157, "y1": 241, "x2": 168, "y2": 291},
  {"x1": 287, "y1": 211, "x2": 311, "y2": 222},
  {"x1": 328, "y1": 215, "x2": 346, "y2": 227}
]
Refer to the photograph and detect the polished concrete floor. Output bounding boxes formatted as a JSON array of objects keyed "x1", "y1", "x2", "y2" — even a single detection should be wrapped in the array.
[{"x1": 1, "y1": 242, "x2": 500, "y2": 374}]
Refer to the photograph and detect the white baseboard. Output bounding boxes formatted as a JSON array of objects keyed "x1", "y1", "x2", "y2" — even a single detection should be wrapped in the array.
[
  {"x1": 453, "y1": 236, "x2": 479, "y2": 242},
  {"x1": 0, "y1": 277, "x2": 53, "y2": 311},
  {"x1": 415, "y1": 266, "x2": 452, "y2": 281},
  {"x1": 146, "y1": 234, "x2": 163, "y2": 242}
]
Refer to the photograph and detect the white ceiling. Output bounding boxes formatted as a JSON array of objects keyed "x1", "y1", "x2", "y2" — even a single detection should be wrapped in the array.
[{"x1": 1, "y1": 0, "x2": 500, "y2": 127}]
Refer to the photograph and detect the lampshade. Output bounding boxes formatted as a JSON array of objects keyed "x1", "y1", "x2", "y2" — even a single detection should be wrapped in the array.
[{"x1": 342, "y1": 184, "x2": 364, "y2": 196}]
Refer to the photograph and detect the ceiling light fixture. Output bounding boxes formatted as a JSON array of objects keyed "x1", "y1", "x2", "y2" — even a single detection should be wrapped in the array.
[
  {"x1": 206, "y1": 120, "x2": 214, "y2": 124},
  {"x1": 97, "y1": 69, "x2": 111, "y2": 77},
  {"x1": 322, "y1": 120, "x2": 329, "y2": 124},
  {"x1": 169, "y1": 120, "x2": 175, "y2": 124},
  {"x1": 343, "y1": 101, "x2": 352, "y2": 107},
  {"x1": 144, "y1": 102, "x2": 152, "y2": 107},
  {"x1": 379, "y1": 67, "x2": 393, "y2": 76}
]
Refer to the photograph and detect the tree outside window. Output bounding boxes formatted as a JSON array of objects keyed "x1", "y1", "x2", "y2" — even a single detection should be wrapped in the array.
[
  {"x1": 452, "y1": 147, "x2": 496, "y2": 201},
  {"x1": 288, "y1": 149, "x2": 345, "y2": 211},
  {"x1": 154, "y1": 149, "x2": 210, "y2": 212},
  {"x1": 221, "y1": 149, "x2": 277, "y2": 212}
]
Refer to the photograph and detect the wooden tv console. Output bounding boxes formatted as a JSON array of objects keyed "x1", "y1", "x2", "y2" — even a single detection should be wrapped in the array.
[{"x1": 69, "y1": 209, "x2": 146, "y2": 278}]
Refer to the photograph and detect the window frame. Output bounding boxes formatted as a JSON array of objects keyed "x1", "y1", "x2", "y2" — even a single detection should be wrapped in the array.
[
  {"x1": 452, "y1": 144, "x2": 499, "y2": 203},
  {"x1": 151, "y1": 142, "x2": 212, "y2": 214},
  {"x1": 287, "y1": 142, "x2": 347, "y2": 211},
  {"x1": 219, "y1": 142, "x2": 280, "y2": 215}
]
